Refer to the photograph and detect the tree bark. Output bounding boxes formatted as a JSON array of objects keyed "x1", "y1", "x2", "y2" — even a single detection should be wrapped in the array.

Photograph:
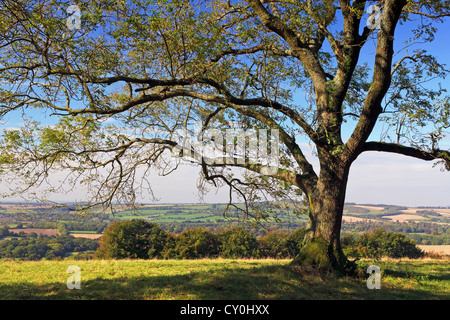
[{"x1": 292, "y1": 159, "x2": 356, "y2": 275}]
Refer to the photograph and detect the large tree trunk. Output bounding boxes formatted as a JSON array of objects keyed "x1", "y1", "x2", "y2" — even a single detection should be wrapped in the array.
[{"x1": 292, "y1": 161, "x2": 357, "y2": 276}]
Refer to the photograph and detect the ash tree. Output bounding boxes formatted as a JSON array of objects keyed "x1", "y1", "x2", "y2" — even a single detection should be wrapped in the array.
[{"x1": 1, "y1": 0, "x2": 450, "y2": 274}]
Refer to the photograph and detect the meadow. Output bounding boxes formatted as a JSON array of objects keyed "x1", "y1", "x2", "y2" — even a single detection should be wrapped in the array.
[
  {"x1": 1, "y1": 202, "x2": 449, "y2": 301},
  {"x1": 0, "y1": 258, "x2": 448, "y2": 300}
]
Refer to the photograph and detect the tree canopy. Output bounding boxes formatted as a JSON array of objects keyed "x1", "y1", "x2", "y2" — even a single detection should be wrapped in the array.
[{"x1": 1, "y1": 0, "x2": 449, "y2": 273}]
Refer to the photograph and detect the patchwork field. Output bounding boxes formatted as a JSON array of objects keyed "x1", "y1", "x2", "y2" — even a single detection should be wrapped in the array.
[
  {"x1": 7, "y1": 228, "x2": 102, "y2": 239},
  {"x1": 2, "y1": 201, "x2": 450, "y2": 248},
  {"x1": 383, "y1": 214, "x2": 429, "y2": 222},
  {"x1": 2, "y1": 201, "x2": 449, "y2": 226},
  {"x1": 342, "y1": 216, "x2": 379, "y2": 223},
  {"x1": 419, "y1": 245, "x2": 450, "y2": 256},
  {"x1": 8, "y1": 228, "x2": 59, "y2": 236},
  {"x1": 70, "y1": 233, "x2": 103, "y2": 239},
  {"x1": 344, "y1": 204, "x2": 450, "y2": 225}
]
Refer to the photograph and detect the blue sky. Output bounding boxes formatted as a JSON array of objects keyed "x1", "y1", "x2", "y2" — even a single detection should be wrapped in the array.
[
  {"x1": 0, "y1": 3, "x2": 449, "y2": 207},
  {"x1": 138, "y1": 7, "x2": 450, "y2": 207}
]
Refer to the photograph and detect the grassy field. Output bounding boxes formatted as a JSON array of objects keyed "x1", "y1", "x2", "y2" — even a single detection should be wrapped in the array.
[
  {"x1": 112, "y1": 203, "x2": 305, "y2": 223},
  {"x1": 0, "y1": 258, "x2": 448, "y2": 300}
]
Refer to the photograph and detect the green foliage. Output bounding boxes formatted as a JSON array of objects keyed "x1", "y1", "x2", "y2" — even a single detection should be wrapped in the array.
[
  {"x1": 285, "y1": 227, "x2": 307, "y2": 258},
  {"x1": 92, "y1": 224, "x2": 309, "y2": 260},
  {"x1": 1, "y1": 0, "x2": 450, "y2": 278},
  {"x1": 0, "y1": 233, "x2": 98, "y2": 260},
  {"x1": 218, "y1": 227, "x2": 259, "y2": 258},
  {"x1": 258, "y1": 230, "x2": 290, "y2": 258},
  {"x1": 169, "y1": 227, "x2": 220, "y2": 259},
  {"x1": 95, "y1": 219, "x2": 168, "y2": 259},
  {"x1": 257, "y1": 227, "x2": 306, "y2": 259},
  {"x1": 342, "y1": 229, "x2": 425, "y2": 259},
  {"x1": 0, "y1": 226, "x2": 12, "y2": 239},
  {"x1": 342, "y1": 219, "x2": 450, "y2": 245}
]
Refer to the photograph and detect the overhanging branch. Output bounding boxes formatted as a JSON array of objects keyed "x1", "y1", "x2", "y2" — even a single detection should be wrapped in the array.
[{"x1": 362, "y1": 141, "x2": 450, "y2": 169}]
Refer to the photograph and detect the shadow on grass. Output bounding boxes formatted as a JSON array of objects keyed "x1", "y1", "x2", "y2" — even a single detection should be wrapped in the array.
[
  {"x1": 383, "y1": 268, "x2": 450, "y2": 282},
  {"x1": 1, "y1": 262, "x2": 448, "y2": 300}
]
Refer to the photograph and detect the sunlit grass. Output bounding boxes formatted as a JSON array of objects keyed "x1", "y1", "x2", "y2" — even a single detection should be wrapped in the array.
[{"x1": 0, "y1": 258, "x2": 448, "y2": 300}]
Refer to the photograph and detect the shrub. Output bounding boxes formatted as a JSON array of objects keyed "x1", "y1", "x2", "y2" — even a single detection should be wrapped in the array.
[
  {"x1": 285, "y1": 227, "x2": 307, "y2": 258},
  {"x1": 95, "y1": 219, "x2": 168, "y2": 259},
  {"x1": 258, "y1": 230, "x2": 290, "y2": 258},
  {"x1": 342, "y1": 229, "x2": 424, "y2": 259},
  {"x1": 218, "y1": 227, "x2": 259, "y2": 258},
  {"x1": 172, "y1": 227, "x2": 219, "y2": 259},
  {"x1": 379, "y1": 230, "x2": 424, "y2": 258},
  {"x1": 159, "y1": 233, "x2": 178, "y2": 259}
]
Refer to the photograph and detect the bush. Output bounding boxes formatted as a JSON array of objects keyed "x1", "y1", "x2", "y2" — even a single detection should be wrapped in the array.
[
  {"x1": 218, "y1": 227, "x2": 259, "y2": 258},
  {"x1": 159, "y1": 233, "x2": 178, "y2": 259},
  {"x1": 95, "y1": 219, "x2": 168, "y2": 259},
  {"x1": 170, "y1": 227, "x2": 220, "y2": 259},
  {"x1": 342, "y1": 229, "x2": 424, "y2": 259},
  {"x1": 258, "y1": 230, "x2": 290, "y2": 258},
  {"x1": 380, "y1": 230, "x2": 424, "y2": 258},
  {"x1": 285, "y1": 227, "x2": 307, "y2": 258}
]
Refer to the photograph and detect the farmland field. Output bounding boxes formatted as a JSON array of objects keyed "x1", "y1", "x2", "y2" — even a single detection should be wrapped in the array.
[
  {"x1": 113, "y1": 203, "x2": 450, "y2": 225},
  {"x1": 419, "y1": 245, "x2": 450, "y2": 256},
  {"x1": 2, "y1": 201, "x2": 449, "y2": 226},
  {"x1": 2, "y1": 201, "x2": 450, "y2": 245},
  {"x1": 70, "y1": 233, "x2": 103, "y2": 239}
]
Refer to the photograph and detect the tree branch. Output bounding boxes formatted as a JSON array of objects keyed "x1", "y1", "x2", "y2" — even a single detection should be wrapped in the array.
[
  {"x1": 343, "y1": 0, "x2": 408, "y2": 163},
  {"x1": 408, "y1": 11, "x2": 450, "y2": 19},
  {"x1": 391, "y1": 55, "x2": 419, "y2": 76},
  {"x1": 246, "y1": 0, "x2": 329, "y2": 104},
  {"x1": 362, "y1": 141, "x2": 450, "y2": 169}
]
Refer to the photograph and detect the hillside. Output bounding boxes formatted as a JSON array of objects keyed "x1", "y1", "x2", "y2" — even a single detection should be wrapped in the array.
[
  {"x1": 0, "y1": 258, "x2": 448, "y2": 300},
  {"x1": 1, "y1": 202, "x2": 449, "y2": 247},
  {"x1": 1, "y1": 202, "x2": 449, "y2": 304}
]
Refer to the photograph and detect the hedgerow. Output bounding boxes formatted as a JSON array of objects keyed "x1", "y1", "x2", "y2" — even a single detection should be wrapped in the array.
[{"x1": 91, "y1": 220, "x2": 425, "y2": 260}]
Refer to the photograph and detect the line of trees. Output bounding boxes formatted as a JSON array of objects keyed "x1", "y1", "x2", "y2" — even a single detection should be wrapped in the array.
[
  {"x1": 94, "y1": 220, "x2": 426, "y2": 260},
  {"x1": 342, "y1": 221, "x2": 450, "y2": 245},
  {"x1": 0, "y1": 230, "x2": 98, "y2": 260},
  {"x1": 0, "y1": 220, "x2": 428, "y2": 261},
  {"x1": 95, "y1": 219, "x2": 307, "y2": 260},
  {"x1": 26, "y1": 221, "x2": 108, "y2": 233}
]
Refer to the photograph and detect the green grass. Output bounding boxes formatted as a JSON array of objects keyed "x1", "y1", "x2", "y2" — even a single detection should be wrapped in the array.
[
  {"x1": 69, "y1": 231, "x2": 98, "y2": 234},
  {"x1": 111, "y1": 203, "x2": 306, "y2": 225},
  {"x1": 112, "y1": 205, "x2": 225, "y2": 222},
  {"x1": 0, "y1": 258, "x2": 448, "y2": 300}
]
